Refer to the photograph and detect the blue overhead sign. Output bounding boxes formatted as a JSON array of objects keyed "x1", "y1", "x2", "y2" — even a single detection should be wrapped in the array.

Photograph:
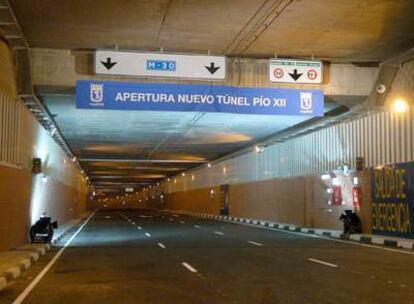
[{"x1": 76, "y1": 80, "x2": 324, "y2": 116}]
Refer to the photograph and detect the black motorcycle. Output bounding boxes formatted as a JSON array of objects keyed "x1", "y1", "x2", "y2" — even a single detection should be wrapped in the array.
[
  {"x1": 339, "y1": 210, "x2": 362, "y2": 234},
  {"x1": 29, "y1": 217, "x2": 58, "y2": 243}
]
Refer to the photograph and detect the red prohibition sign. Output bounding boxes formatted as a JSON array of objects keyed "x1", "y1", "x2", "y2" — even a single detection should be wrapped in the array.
[
  {"x1": 273, "y1": 68, "x2": 284, "y2": 79},
  {"x1": 307, "y1": 69, "x2": 318, "y2": 80}
]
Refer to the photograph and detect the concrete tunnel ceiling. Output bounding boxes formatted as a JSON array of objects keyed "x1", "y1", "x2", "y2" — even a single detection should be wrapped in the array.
[
  {"x1": 8, "y1": 0, "x2": 414, "y2": 191},
  {"x1": 41, "y1": 95, "x2": 339, "y2": 190},
  {"x1": 8, "y1": 0, "x2": 414, "y2": 61}
]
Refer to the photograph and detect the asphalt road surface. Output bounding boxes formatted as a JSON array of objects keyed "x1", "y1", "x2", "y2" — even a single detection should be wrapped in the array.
[{"x1": 1, "y1": 209, "x2": 414, "y2": 304}]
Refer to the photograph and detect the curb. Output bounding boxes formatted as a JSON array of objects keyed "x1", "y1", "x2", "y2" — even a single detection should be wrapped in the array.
[
  {"x1": 187, "y1": 212, "x2": 414, "y2": 251},
  {"x1": 0, "y1": 214, "x2": 90, "y2": 291},
  {"x1": 1, "y1": 244, "x2": 50, "y2": 285}
]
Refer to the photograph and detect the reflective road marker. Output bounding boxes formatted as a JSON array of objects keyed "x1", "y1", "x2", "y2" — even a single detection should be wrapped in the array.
[
  {"x1": 182, "y1": 262, "x2": 197, "y2": 273},
  {"x1": 308, "y1": 258, "x2": 338, "y2": 268},
  {"x1": 12, "y1": 211, "x2": 97, "y2": 304}
]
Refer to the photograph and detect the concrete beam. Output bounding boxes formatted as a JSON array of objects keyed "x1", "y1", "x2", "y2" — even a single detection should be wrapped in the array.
[{"x1": 29, "y1": 48, "x2": 378, "y2": 102}]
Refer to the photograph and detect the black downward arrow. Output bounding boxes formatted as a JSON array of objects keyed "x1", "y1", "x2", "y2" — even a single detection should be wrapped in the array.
[
  {"x1": 289, "y1": 69, "x2": 303, "y2": 81},
  {"x1": 205, "y1": 62, "x2": 220, "y2": 75},
  {"x1": 101, "y1": 57, "x2": 117, "y2": 70}
]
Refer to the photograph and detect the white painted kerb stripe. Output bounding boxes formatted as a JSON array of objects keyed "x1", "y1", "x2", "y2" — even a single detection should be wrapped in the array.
[
  {"x1": 182, "y1": 262, "x2": 197, "y2": 273},
  {"x1": 308, "y1": 258, "x2": 338, "y2": 268},
  {"x1": 248, "y1": 241, "x2": 263, "y2": 247},
  {"x1": 12, "y1": 211, "x2": 96, "y2": 304},
  {"x1": 158, "y1": 243, "x2": 166, "y2": 249}
]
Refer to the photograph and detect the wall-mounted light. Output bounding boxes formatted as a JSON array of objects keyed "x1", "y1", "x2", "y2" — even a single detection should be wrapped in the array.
[
  {"x1": 353, "y1": 177, "x2": 359, "y2": 185},
  {"x1": 50, "y1": 127, "x2": 57, "y2": 137},
  {"x1": 321, "y1": 174, "x2": 331, "y2": 180},
  {"x1": 191, "y1": 175, "x2": 195, "y2": 181},
  {"x1": 392, "y1": 98, "x2": 408, "y2": 114},
  {"x1": 207, "y1": 162, "x2": 212, "y2": 168},
  {"x1": 182, "y1": 172, "x2": 186, "y2": 177},
  {"x1": 255, "y1": 145, "x2": 265, "y2": 153}
]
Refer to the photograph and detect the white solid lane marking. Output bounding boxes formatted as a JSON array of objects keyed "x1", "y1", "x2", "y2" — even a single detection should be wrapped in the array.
[
  {"x1": 12, "y1": 211, "x2": 97, "y2": 304},
  {"x1": 194, "y1": 225, "x2": 201, "y2": 229},
  {"x1": 248, "y1": 241, "x2": 263, "y2": 246},
  {"x1": 158, "y1": 243, "x2": 166, "y2": 249},
  {"x1": 145, "y1": 232, "x2": 151, "y2": 237},
  {"x1": 182, "y1": 262, "x2": 197, "y2": 273},
  {"x1": 308, "y1": 258, "x2": 338, "y2": 268},
  {"x1": 214, "y1": 231, "x2": 224, "y2": 235},
  {"x1": 233, "y1": 217, "x2": 414, "y2": 256}
]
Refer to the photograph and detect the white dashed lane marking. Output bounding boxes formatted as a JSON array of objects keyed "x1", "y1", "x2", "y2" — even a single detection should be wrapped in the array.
[
  {"x1": 145, "y1": 232, "x2": 151, "y2": 237},
  {"x1": 180, "y1": 221, "x2": 185, "y2": 224},
  {"x1": 308, "y1": 258, "x2": 338, "y2": 268},
  {"x1": 214, "y1": 231, "x2": 224, "y2": 236},
  {"x1": 158, "y1": 243, "x2": 166, "y2": 249},
  {"x1": 247, "y1": 241, "x2": 263, "y2": 247},
  {"x1": 194, "y1": 225, "x2": 201, "y2": 229},
  {"x1": 182, "y1": 262, "x2": 197, "y2": 273}
]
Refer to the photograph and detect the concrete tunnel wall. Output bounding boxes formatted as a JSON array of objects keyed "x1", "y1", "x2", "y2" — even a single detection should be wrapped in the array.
[
  {"x1": 0, "y1": 38, "x2": 88, "y2": 252},
  {"x1": 91, "y1": 172, "x2": 372, "y2": 233}
]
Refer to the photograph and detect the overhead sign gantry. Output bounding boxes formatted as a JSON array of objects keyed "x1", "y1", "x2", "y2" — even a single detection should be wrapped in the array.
[
  {"x1": 269, "y1": 58, "x2": 323, "y2": 84},
  {"x1": 95, "y1": 50, "x2": 226, "y2": 80}
]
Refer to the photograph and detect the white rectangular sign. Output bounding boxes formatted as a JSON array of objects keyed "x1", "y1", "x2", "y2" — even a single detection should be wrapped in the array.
[
  {"x1": 269, "y1": 59, "x2": 323, "y2": 84},
  {"x1": 95, "y1": 50, "x2": 226, "y2": 80}
]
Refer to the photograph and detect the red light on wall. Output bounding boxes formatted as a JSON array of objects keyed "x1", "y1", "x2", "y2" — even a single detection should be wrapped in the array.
[
  {"x1": 352, "y1": 186, "x2": 362, "y2": 209},
  {"x1": 332, "y1": 185, "x2": 342, "y2": 206}
]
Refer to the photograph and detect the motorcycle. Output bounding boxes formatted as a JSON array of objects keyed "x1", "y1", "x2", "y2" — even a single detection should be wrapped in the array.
[
  {"x1": 29, "y1": 216, "x2": 58, "y2": 243},
  {"x1": 339, "y1": 210, "x2": 362, "y2": 234}
]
